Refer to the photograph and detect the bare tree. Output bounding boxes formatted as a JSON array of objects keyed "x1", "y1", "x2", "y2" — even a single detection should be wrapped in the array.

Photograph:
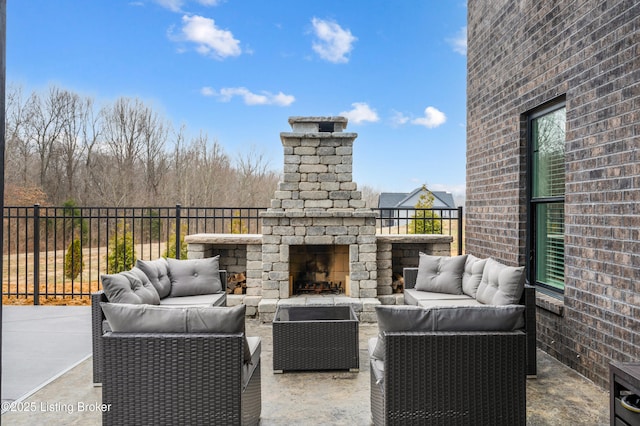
[{"x1": 234, "y1": 147, "x2": 279, "y2": 207}]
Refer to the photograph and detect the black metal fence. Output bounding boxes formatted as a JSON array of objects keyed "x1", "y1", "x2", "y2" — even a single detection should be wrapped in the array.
[{"x1": 2, "y1": 205, "x2": 462, "y2": 304}]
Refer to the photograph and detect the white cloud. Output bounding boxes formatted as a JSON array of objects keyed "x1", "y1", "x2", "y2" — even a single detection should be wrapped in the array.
[
  {"x1": 155, "y1": 0, "x2": 221, "y2": 11},
  {"x1": 412, "y1": 106, "x2": 447, "y2": 128},
  {"x1": 310, "y1": 18, "x2": 357, "y2": 63},
  {"x1": 155, "y1": 0, "x2": 183, "y2": 12},
  {"x1": 201, "y1": 86, "x2": 295, "y2": 106},
  {"x1": 449, "y1": 26, "x2": 467, "y2": 56},
  {"x1": 180, "y1": 14, "x2": 241, "y2": 59},
  {"x1": 390, "y1": 110, "x2": 410, "y2": 127},
  {"x1": 340, "y1": 102, "x2": 379, "y2": 124}
]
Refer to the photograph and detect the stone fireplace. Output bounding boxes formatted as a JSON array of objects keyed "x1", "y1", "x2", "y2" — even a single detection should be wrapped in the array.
[
  {"x1": 260, "y1": 116, "x2": 378, "y2": 300},
  {"x1": 185, "y1": 116, "x2": 454, "y2": 322}
]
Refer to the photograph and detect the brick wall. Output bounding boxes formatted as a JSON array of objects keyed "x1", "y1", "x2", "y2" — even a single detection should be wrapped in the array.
[{"x1": 467, "y1": 0, "x2": 639, "y2": 387}]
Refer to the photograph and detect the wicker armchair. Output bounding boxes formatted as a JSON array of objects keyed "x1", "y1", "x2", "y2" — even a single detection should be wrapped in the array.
[
  {"x1": 370, "y1": 330, "x2": 526, "y2": 426},
  {"x1": 91, "y1": 270, "x2": 228, "y2": 384},
  {"x1": 102, "y1": 332, "x2": 261, "y2": 426},
  {"x1": 403, "y1": 267, "x2": 537, "y2": 377}
]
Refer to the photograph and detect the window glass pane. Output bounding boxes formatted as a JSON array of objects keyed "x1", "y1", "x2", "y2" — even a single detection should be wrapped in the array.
[
  {"x1": 535, "y1": 202, "x2": 564, "y2": 289},
  {"x1": 532, "y1": 107, "x2": 566, "y2": 198}
]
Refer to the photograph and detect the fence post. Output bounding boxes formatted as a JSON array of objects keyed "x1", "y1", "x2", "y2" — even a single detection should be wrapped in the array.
[
  {"x1": 33, "y1": 204, "x2": 40, "y2": 305},
  {"x1": 175, "y1": 204, "x2": 181, "y2": 260},
  {"x1": 457, "y1": 206, "x2": 463, "y2": 255}
]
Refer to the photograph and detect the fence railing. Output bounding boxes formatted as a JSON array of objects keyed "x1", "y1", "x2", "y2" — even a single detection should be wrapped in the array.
[{"x1": 2, "y1": 205, "x2": 462, "y2": 304}]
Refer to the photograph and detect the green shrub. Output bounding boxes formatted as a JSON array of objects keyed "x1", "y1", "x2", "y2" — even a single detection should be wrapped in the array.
[
  {"x1": 106, "y1": 221, "x2": 137, "y2": 273},
  {"x1": 64, "y1": 238, "x2": 84, "y2": 279},
  {"x1": 164, "y1": 224, "x2": 188, "y2": 259}
]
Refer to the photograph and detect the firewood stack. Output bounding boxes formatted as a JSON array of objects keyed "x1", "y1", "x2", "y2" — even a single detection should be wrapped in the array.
[
  {"x1": 227, "y1": 272, "x2": 247, "y2": 294},
  {"x1": 391, "y1": 273, "x2": 404, "y2": 293}
]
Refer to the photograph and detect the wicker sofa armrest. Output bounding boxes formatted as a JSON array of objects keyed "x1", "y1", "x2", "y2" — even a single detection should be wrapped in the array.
[
  {"x1": 402, "y1": 267, "x2": 418, "y2": 289},
  {"x1": 102, "y1": 332, "x2": 260, "y2": 425},
  {"x1": 372, "y1": 330, "x2": 526, "y2": 425}
]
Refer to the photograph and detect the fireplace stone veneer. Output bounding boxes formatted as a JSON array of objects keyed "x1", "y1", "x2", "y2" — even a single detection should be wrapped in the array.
[{"x1": 260, "y1": 116, "x2": 378, "y2": 300}]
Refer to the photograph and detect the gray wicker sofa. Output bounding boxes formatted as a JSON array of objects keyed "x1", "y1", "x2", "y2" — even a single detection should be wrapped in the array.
[
  {"x1": 402, "y1": 253, "x2": 537, "y2": 377},
  {"x1": 91, "y1": 256, "x2": 228, "y2": 384},
  {"x1": 100, "y1": 303, "x2": 261, "y2": 425}
]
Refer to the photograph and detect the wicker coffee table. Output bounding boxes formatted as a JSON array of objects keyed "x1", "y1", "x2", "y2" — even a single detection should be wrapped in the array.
[{"x1": 272, "y1": 305, "x2": 359, "y2": 373}]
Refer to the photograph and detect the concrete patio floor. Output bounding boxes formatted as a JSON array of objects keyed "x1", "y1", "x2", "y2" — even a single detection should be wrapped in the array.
[{"x1": 2, "y1": 308, "x2": 610, "y2": 425}]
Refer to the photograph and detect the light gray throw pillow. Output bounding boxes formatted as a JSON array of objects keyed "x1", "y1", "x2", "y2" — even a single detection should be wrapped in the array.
[
  {"x1": 415, "y1": 253, "x2": 468, "y2": 295},
  {"x1": 475, "y1": 258, "x2": 525, "y2": 305},
  {"x1": 167, "y1": 256, "x2": 223, "y2": 297},
  {"x1": 136, "y1": 258, "x2": 172, "y2": 299},
  {"x1": 101, "y1": 269, "x2": 160, "y2": 305},
  {"x1": 462, "y1": 255, "x2": 487, "y2": 298}
]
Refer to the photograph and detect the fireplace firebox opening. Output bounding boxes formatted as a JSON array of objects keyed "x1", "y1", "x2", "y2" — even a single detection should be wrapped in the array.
[{"x1": 289, "y1": 245, "x2": 349, "y2": 296}]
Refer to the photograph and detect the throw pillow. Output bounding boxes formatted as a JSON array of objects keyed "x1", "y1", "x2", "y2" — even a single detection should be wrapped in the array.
[
  {"x1": 166, "y1": 256, "x2": 223, "y2": 297},
  {"x1": 475, "y1": 258, "x2": 525, "y2": 305},
  {"x1": 372, "y1": 305, "x2": 435, "y2": 361},
  {"x1": 462, "y1": 255, "x2": 487, "y2": 298},
  {"x1": 415, "y1": 253, "x2": 468, "y2": 295},
  {"x1": 136, "y1": 258, "x2": 172, "y2": 299},
  {"x1": 101, "y1": 270, "x2": 160, "y2": 305}
]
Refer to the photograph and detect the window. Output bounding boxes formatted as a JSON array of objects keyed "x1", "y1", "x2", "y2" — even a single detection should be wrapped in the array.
[{"x1": 528, "y1": 103, "x2": 566, "y2": 293}]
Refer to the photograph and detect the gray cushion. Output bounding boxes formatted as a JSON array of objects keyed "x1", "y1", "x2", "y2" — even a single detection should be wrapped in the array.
[
  {"x1": 100, "y1": 269, "x2": 160, "y2": 305},
  {"x1": 415, "y1": 253, "x2": 468, "y2": 295},
  {"x1": 417, "y1": 298, "x2": 484, "y2": 308},
  {"x1": 100, "y1": 303, "x2": 251, "y2": 361},
  {"x1": 404, "y1": 288, "x2": 472, "y2": 306},
  {"x1": 166, "y1": 256, "x2": 223, "y2": 297},
  {"x1": 136, "y1": 258, "x2": 172, "y2": 299},
  {"x1": 372, "y1": 305, "x2": 435, "y2": 360},
  {"x1": 462, "y1": 255, "x2": 487, "y2": 298},
  {"x1": 101, "y1": 303, "x2": 188, "y2": 333},
  {"x1": 475, "y1": 258, "x2": 525, "y2": 305},
  {"x1": 431, "y1": 304, "x2": 525, "y2": 331},
  {"x1": 159, "y1": 293, "x2": 226, "y2": 307}
]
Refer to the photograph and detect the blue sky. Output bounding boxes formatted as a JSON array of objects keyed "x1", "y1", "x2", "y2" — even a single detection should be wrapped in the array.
[{"x1": 8, "y1": 0, "x2": 468, "y2": 202}]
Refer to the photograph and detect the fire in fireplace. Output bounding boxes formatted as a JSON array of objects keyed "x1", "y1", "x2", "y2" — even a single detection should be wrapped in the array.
[{"x1": 289, "y1": 245, "x2": 349, "y2": 296}]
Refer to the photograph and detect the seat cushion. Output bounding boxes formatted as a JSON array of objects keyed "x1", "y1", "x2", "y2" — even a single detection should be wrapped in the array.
[
  {"x1": 475, "y1": 258, "x2": 525, "y2": 305},
  {"x1": 159, "y1": 293, "x2": 226, "y2": 307},
  {"x1": 100, "y1": 268, "x2": 160, "y2": 305},
  {"x1": 415, "y1": 253, "x2": 468, "y2": 295},
  {"x1": 136, "y1": 258, "x2": 172, "y2": 299},
  {"x1": 166, "y1": 256, "x2": 223, "y2": 297},
  {"x1": 462, "y1": 255, "x2": 487, "y2": 298},
  {"x1": 417, "y1": 298, "x2": 484, "y2": 308},
  {"x1": 404, "y1": 288, "x2": 472, "y2": 306}
]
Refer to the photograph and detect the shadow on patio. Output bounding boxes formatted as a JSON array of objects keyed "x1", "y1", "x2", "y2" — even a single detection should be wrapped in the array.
[{"x1": 2, "y1": 317, "x2": 609, "y2": 425}]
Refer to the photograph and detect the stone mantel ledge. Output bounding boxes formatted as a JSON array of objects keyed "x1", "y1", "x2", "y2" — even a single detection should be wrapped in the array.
[
  {"x1": 260, "y1": 209, "x2": 378, "y2": 218},
  {"x1": 375, "y1": 234, "x2": 453, "y2": 244},
  {"x1": 186, "y1": 233, "x2": 452, "y2": 245},
  {"x1": 184, "y1": 233, "x2": 262, "y2": 245}
]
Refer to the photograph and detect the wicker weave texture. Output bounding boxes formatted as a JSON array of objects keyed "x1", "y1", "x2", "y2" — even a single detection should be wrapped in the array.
[
  {"x1": 371, "y1": 331, "x2": 526, "y2": 426},
  {"x1": 273, "y1": 306, "x2": 359, "y2": 371},
  {"x1": 102, "y1": 332, "x2": 260, "y2": 426}
]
